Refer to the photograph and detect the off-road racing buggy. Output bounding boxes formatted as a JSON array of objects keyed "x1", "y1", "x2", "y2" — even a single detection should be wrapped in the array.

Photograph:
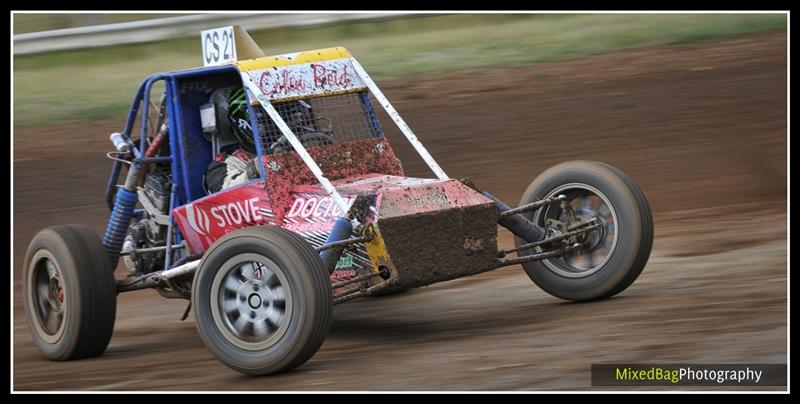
[{"x1": 23, "y1": 27, "x2": 653, "y2": 375}]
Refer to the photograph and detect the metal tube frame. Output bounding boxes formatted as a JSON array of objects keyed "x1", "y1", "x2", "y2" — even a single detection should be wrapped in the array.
[
  {"x1": 350, "y1": 58, "x2": 448, "y2": 180},
  {"x1": 114, "y1": 56, "x2": 453, "y2": 280},
  {"x1": 237, "y1": 56, "x2": 450, "y2": 217},
  {"x1": 240, "y1": 72, "x2": 351, "y2": 214}
]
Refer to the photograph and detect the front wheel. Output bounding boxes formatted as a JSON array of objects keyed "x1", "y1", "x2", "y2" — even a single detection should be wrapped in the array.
[
  {"x1": 23, "y1": 224, "x2": 117, "y2": 360},
  {"x1": 516, "y1": 161, "x2": 653, "y2": 301},
  {"x1": 192, "y1": 226, "x2": 333, "y2": 375}
]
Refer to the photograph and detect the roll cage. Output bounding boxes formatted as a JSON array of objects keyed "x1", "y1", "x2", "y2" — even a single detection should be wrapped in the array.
[{"x1": 107, "y1": 48, "x2": 448, "y2": 271}]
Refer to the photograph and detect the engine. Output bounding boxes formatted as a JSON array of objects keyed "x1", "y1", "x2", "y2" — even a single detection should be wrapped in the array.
[{"x1": 121, "y1": 166, "x2": 171, "y2": 275}]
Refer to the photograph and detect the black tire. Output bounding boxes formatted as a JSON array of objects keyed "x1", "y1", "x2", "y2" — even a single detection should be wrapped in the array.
[
  {"x1": 23, "y1": 224, "x2": 117, "y2": 360},
  {"x1": 516, "y1": 161, "x2": 653, "y2": 301},
  {"x1": 192, "y1": 226, "x2": 333, "y2": 375}
]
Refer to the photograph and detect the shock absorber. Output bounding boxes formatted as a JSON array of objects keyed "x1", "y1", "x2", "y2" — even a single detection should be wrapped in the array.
[
  {"x1": 319, "y1": 217, "x2": 353, "y2": 273},
  {"x1": 137, "y1": 121, "x2": 169, "y2": 187},
  {"x1": 486, "y1": 192, "x2": 546, "y2": 243},
  {"x1": 459, "y1": 177, "x2": 546, "y2": 243},
  {"x1": 138, "y1": 93, "x2": 169, "y2": 187},
  {"x1": 103, "y1": 134, "x2": 141, "y2": 269}
]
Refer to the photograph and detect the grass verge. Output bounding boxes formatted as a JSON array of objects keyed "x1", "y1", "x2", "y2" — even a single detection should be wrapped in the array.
[{"x1": 13, "y1": 13, "x2": 786, "y2": 127}]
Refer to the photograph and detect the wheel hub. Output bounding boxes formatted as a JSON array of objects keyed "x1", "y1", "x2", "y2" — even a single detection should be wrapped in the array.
[
  {"x1": 538, "y1": 183, "x2": 619, "y2": 278},
  {"x1": 30, "y1": 256, "x2": 67, "y2": 340},
  {"x1": 47, "y1": 276, "x2": 64, "y2": 312},
  {"x1": 234, "y1": 279, "x2": 278, "y2": 322},
  {"x1": 572, "y1": 208, "x2": 607, "y2": 252},
  {"x1": 248, "y1": 293, "x2": 263, "y2": 309},
  {"x1": 213, "y1": 257, "x2": 291, "y2": 349}
]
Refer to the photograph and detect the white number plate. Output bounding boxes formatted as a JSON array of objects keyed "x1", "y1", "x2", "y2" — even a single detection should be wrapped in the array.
[{"x1": 201, "y1": 26, "x2": 236, "y2": 67}]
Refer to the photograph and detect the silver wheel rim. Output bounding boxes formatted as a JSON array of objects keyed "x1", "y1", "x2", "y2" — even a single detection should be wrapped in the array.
[
  {"x1": 534, "y1": 183, "x2": 618, "y2": 278},
  {"x1": 27, "y1": 250, "x2": 66, "y2": 344},
  {"x1": 210, "y1": 253, "x2": 293, "y2": 350}
]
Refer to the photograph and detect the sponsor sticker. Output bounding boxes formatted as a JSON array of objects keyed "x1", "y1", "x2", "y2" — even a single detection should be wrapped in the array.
[{"x1": 245, "y1": 59, "x2": 365, "y2": 100}]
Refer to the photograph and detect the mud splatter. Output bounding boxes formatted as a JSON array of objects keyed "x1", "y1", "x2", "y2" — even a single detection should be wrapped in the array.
[
  {"x1": 264, "y1": 138, "x2": 403, "y2": 223},
  {"x1": 376, "y1": 202, "x2": 499, "y2": 291}
]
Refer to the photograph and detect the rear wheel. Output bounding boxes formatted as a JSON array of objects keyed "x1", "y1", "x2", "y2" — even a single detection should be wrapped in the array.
[
  {"x1": 23, "y1": 224, "x2": 117, "y2": 360},
  {"x1": 516, "y1": 161, "x2": 653, "y2": 301},
  {"x1": 193, "y1": 226, "x2": 333, "y2": 375}
]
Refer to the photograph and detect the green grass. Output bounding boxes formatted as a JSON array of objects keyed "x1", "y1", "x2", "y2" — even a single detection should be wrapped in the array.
[{"x1": 13, "y1": 13, "x2": 786, "y2": 127}]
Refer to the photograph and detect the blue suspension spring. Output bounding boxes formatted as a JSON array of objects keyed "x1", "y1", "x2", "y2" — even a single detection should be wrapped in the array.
[{"x1": 103, "y1": 187, "x2": 138, "y2": 268}]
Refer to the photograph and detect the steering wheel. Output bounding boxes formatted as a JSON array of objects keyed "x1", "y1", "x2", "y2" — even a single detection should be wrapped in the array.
[{"x1": 270, "y1": 131, "x2": 335, "y2": 154}]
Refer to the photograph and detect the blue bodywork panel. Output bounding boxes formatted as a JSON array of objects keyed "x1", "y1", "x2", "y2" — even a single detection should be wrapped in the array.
[{"x1": 107, "y1": 65, "x2": 246, "y2": 269}]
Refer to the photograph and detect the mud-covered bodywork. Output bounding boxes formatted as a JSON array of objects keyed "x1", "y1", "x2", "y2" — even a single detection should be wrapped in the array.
[
  {"x1": 156, "y1": 46, "x2": 511, "y2": 296},
  {"x1": 337, "y1": 175, "x2": 499, "y2": 291},
  {"x1": 377, "y1": 203, "x2": 499, "y2": 291},
  {"x1": 174, "y1": 173, "x2": 500, "y2": 292}
]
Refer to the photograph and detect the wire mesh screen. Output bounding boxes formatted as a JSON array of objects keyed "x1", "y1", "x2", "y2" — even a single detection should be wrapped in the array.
[{"x1": 253, "y1": 91, "x2": 382, "y2": 155}]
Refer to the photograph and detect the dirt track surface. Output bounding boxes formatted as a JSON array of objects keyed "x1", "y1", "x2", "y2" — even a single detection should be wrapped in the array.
[{"x1": 12, "y1": 33, "x2": 787, "y2": 390}]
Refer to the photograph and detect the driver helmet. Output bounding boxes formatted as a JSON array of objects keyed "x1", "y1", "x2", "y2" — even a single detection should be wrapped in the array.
[{"x1": 226, "y1": 88, "x2": 257, "y2": 154}]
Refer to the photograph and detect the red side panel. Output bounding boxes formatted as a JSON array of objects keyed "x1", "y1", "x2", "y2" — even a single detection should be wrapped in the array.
[{"x1": 173, "y1": 181, "x2": 276, "y2": 254}]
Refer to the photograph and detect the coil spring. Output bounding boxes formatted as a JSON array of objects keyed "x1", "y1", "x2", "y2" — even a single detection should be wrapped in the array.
[{"x1": 103, "y1": 188, "x2": 138, "y2": 269}]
